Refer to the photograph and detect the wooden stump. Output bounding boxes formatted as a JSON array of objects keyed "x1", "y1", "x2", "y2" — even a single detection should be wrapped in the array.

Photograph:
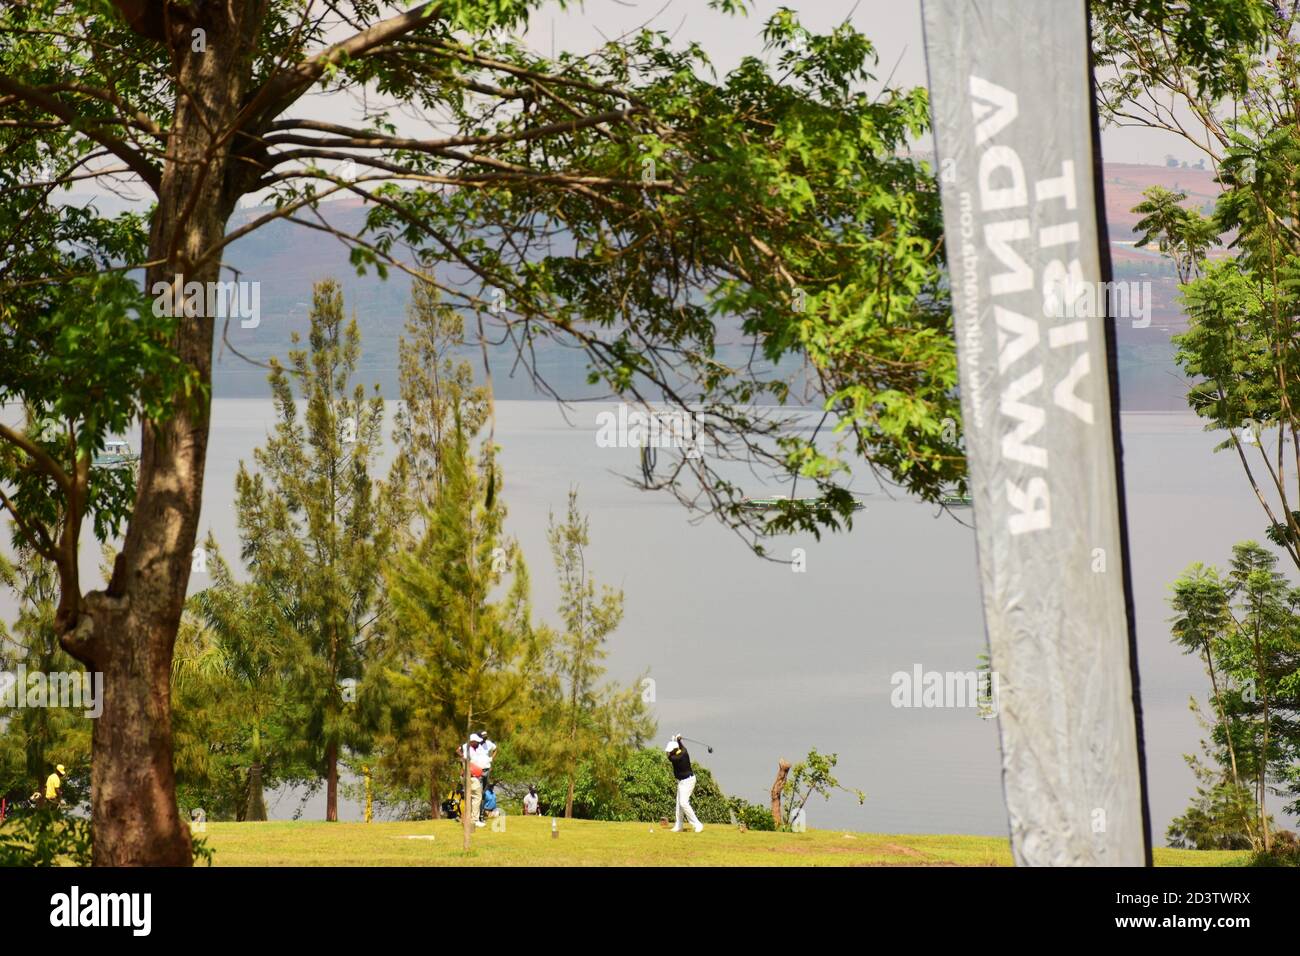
[{"x1": 770, "y1": 759, "x2": 792, "y2": 827}]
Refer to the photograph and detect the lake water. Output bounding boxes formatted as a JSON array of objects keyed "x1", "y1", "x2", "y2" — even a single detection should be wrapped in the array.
[{"x1": 186, "y1": 399, "x2": 1295, "y2": 837}]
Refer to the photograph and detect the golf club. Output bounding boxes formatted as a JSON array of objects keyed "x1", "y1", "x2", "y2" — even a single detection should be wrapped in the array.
[{"x1": 680, "y1": 736, "x2": 714, "y2": 754}]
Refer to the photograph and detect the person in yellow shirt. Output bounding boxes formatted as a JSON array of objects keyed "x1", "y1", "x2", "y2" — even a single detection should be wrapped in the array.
[{"x1": 43, "y1": 764, "x2": 65, "y2": 807}]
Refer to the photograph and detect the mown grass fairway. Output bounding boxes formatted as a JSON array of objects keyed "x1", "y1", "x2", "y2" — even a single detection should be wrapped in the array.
[{"x1": 198, "y1": 818, "x2": 1250, "y2": 866}]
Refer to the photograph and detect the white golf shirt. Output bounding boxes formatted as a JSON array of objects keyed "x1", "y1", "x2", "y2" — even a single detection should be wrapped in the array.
[{"x1": 470, "y1": 744, "x2": 490, "y2": 773}]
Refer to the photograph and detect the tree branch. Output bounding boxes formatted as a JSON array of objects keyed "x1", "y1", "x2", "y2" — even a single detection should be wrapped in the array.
[
  {"x1": 0, "y1": 73, "x2": 161, "y2": 191},
  {"x1": 237, "y1": 1, "x2": 446, "y2": 135},
  {"x1": 0, "y1": 422, "x2": 73, "y2": 494}
]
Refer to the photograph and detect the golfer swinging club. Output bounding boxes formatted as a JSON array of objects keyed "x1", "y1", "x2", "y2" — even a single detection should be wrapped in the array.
[{"x1": 665, "y1": 734, "x2": 703, "y2": 833}]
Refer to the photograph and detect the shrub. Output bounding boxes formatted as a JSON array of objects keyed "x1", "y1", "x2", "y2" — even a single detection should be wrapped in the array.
[
  {"x1": 0, "y1": 806, "x2": 92, "y2": 866},
  {"x1": 1248, "y1": 830, "x2": 1300, "y2": 866},
  {"x1": 0, "y1": 805, "x2": 214, "y2": 866},
  {"x1": 1166, "y1": 783, "x2": 1257, "y2": 851},
  {"x1": 1248, "y1": 847, "x2": 1300, "y2": 866},
  {"x1": 730, "y1": 798, "x2": 777, "y2": 831},
  {"x1": 535, "y1": 748, "x2": 752, "y2": 825}
]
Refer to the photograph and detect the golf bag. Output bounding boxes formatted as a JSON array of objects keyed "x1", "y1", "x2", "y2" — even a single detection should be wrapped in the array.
[{"x1": 440, "y1": 784, "x2": 464, "y2": 822}]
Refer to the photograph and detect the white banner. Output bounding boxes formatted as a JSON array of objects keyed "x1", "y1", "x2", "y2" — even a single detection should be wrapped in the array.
[{"x1": 922, "y1": 0, "x2": 1150, "y2": 865}]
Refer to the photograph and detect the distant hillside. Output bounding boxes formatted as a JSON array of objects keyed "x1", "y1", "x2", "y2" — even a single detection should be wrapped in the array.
[
  {"x1": 210, "y1": 162, "x2": 1219, "y2": 409},
  {"x1": 213, "y1": 195, "x2": 802, "y2": 402},
  {"x1": 1103, "y1": 161, "x2": 1220, "y2": 240},
  {"x1": 1100, "y1": 163, "x2": 1224, "y2": 410},
  {"x1": 216, "y1": 197, "x2": 500, "y2": 399}
]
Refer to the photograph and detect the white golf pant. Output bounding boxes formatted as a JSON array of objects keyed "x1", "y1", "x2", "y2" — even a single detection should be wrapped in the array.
[{"x1": 675, "y1": 775, "x2": 701, "y2": 830}]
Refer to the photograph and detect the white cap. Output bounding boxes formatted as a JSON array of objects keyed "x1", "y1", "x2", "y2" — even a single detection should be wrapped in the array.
[
  {"x1": 664, "y1": 737, "x2": 678, "y2": 752},
  {"x1": 469, "y1": 734, "x2": 482, "y2": 743}
]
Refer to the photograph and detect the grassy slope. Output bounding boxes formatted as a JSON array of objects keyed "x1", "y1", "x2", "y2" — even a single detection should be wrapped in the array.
[{"x1": 199, "y1": 818, "x2": 1249, "y2": 867}]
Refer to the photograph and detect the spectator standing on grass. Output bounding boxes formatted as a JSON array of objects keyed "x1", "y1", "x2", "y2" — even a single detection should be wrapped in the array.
[
  {"x1": 44, "y1": 764, "x2": 65, "y2": 808},
  {"x1": 465, "y1": 738, "x2": 488, "y2": 827},
  {"x1": 665, "y1": 736, "x2": 703, "y2": 833},
  {"x1": 523, "y1": 786, "x2": 539, "y2": 816},
  {"x1": 476, "y1": 732, "x2": 496, "y2": 820},
  {"x1": 458, "y1": 735, "x2": 487, "y2": 828}
]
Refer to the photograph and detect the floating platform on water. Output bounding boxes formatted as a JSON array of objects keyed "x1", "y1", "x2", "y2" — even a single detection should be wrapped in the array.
[
  {"x1": 93, "y1": 440, "x2": 140, "y2": 469},
  {"x1": 740, "y1": 495, "x2": 866, "y2": 513}
]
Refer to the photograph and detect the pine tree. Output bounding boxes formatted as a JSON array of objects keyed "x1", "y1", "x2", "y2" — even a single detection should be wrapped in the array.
[
  {"x1": 370, "y1": 280, "x2": 494, "y2": 819},
  {"x1": 233, "y1": 279, "x2": 391, "y2": 821},
  {"x1": 389, "y1": 276, "x2": 489, "y2": 527},
  {"x1": 386, "y1": 407, "x2": 536, "y2": 849}
]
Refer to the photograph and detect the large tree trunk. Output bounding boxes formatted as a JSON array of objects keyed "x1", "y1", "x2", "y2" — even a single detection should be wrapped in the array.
[
  {"x1": 245, "y1": 764, "x2": 268, "y2": 822},
  {"x1": 74, "y1": 596, "x2": 192, "y2": 865},
  {"x1": 428, "y1": 748, "x2": 446, "y2": 820},
  {"x1": 428, "y1": 726, "x2": 442, "y2": 819},
  {"x1": 70, "y1": 274, "x2": 214, "y2": 864},
  {"x1": 56, "y1": 1, "x2": 267, "y2": 865}
]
